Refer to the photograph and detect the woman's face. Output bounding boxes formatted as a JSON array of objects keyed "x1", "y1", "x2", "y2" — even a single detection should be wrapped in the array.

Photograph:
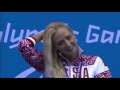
[{"x1": 53, "y1": 27, "x2": 78, "y2": 56}]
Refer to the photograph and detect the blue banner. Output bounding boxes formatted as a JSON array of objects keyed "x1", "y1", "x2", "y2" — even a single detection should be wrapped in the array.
[{"x1": 0, "y1": 12, "x2": 120, "y2": 78}]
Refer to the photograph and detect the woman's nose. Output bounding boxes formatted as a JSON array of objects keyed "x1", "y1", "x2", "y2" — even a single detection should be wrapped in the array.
[{"x1": 65, "y1": 40, "x2": 71, "y2": 46}]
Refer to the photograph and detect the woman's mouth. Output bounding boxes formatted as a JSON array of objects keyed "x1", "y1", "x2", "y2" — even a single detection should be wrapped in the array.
[{"x1": 66, "y1": 46, "x2": 73, "y2": 51}]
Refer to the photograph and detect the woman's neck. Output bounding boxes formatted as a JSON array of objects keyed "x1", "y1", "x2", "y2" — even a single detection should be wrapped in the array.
[{"x1": 65, "y1": 50, "x2": 79, "y2": 63}]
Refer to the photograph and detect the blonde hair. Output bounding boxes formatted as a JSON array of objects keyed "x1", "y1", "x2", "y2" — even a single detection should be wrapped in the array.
[{"x1": 43, "y1": 22, "x2": 71, "y2": 78}]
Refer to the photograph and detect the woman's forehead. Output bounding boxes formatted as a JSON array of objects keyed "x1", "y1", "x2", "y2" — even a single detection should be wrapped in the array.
[
  {"x1": 53, "y1": 28, "x2": 72, "y2": 42},
  {"x1": 55, "y1": 27, "x2": 70, "y2": 35}
]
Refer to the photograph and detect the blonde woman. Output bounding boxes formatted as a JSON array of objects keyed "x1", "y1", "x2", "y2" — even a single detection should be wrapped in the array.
[{"x1": 18, "y1": 22, "x2": 112, "y2": 78}]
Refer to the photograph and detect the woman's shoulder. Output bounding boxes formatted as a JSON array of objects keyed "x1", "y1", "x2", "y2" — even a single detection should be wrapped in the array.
[{"x1": 81, "y1": 54, "x2": 103, "y2": 66}]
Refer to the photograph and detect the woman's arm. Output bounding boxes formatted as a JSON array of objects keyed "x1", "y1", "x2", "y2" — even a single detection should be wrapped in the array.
[
  {"x1": 32, "y1": 31, "x2": 44, "y2": 43},
  {"x1": 94, "y1": 57, "x2": 112, "y2": 78},
  {"x1": 18, "y1": 32, "x2": 45, "y2": 73}
]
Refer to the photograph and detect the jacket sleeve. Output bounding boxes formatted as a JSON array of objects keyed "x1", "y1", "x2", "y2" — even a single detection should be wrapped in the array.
[
  {"x1": 18, "y1": 37, "x2": 45, "y2": 73},
  {"x1": 94, "y1": 57, "x2": 112, "y2": 78}
]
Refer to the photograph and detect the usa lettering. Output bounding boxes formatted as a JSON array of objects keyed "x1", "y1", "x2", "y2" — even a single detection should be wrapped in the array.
[
  {"x1": 86, "y1": 24, "x2": 120, "y2": 44},
  {"x1": 65, "y1": 66, "x2": 90, "y2": 78}
]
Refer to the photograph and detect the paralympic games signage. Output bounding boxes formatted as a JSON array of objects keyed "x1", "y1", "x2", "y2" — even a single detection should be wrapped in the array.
[
  {"x1": 1, "y1": 22, "x2": 119, "y2": 49},
  {"x1": 1, "y1": 21, "x2": 120, "y2": 78}
]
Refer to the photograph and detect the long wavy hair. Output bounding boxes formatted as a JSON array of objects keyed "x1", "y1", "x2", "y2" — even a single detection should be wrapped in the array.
[{"x1": 43, "y1": 22, "x2": 72, "y2": 78}]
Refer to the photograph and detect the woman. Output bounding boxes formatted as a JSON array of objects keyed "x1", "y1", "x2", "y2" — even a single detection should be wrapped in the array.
[{"x1": 18, "y1": 22, "x2": 112, "y2": 78}]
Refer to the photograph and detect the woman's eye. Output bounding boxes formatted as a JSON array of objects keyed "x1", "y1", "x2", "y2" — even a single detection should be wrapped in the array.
[{"x1": 66, "y1": 35, "x2": 71, "y2": 40}]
